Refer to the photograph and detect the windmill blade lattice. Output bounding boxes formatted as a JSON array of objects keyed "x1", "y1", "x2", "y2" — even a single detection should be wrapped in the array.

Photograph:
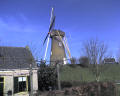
[{"x1": 43, "y1": 8, "x2": 55, "y2": 45}]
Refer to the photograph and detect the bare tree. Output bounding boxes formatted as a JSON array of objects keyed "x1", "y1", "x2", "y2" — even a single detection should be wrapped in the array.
[
  {"x1": 79, "y1": 56, "x2": 89, "y2": 67},
  {"x1": 27, "y1": 42, "x2": 40, "y2": 61},
  {"x1": 70, "y1": 57, "x2": 77, "y2": 64},
  {"x1": 116, "y1": 48, "x2": 120, "y2": 64},
  {"x1": 83, "y1": 39, "x2": 107, "y2": 82},
  {"x1": 117, "y1": 57, "x2": 120, "y2": 64}
]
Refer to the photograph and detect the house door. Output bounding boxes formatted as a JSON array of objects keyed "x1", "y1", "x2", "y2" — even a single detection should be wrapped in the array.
[{"x1": 0, "y1": 77, "x2": 4, "y2": 96}]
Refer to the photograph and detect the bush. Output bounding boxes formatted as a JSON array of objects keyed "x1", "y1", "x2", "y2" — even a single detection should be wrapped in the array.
[
  {"x1": 68, "y1": 64, "x2": 77, "y2": 68},
  {"x1": 79, "y1": 56, "x2": 89, "y2": 68},
  {"x1": 70, "y1": 57, "x2": 77, "y2": 64},
  {"x1": 61, "y1": 81, "x2": 72, "y2": 89},
  {"x1": 38, "y1": 64, "x2": 57, "y2": 91}
]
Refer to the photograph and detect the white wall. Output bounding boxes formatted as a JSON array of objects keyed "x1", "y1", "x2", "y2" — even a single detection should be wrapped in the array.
[
  {"x1": 0, "y1": 69, "x2": 38, "y2": 96},
  {"x1": 32, "y1": 70, "x2": 38, "y2": 93}
]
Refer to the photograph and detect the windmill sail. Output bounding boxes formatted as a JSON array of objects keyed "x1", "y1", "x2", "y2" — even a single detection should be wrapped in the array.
[
  {"x1": 43, "y1": 8, "x2": 55, "y2": 45},
  {"x1": 43, "y1": 7, "x2": 55, "y2": 60},
  {"x1": 49, "y1": 16, "x2": 55, "y2": 32}
]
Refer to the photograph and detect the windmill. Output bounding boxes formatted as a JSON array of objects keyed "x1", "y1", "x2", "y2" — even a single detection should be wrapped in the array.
[{"x1": 43, "y1": 8, "x2": 71, "y2": 65}]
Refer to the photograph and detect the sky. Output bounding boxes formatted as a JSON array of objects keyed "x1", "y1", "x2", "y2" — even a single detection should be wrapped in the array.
[{"x1": 0, "y1": 0, "x2": 120, "y2": 60}]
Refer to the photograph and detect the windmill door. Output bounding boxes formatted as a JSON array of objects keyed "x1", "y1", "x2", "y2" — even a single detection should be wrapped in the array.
[{"x1": 0, "y1": 77, "x2": 4, "y2": 96}]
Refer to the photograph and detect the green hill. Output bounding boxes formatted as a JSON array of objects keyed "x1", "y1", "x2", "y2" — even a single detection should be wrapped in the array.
[{"x1": 60, "y1": 64, "x2": 120, "y2": 82}]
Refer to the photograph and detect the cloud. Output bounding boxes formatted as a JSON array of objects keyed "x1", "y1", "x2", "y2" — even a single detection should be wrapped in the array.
[
  {"x1": 0, "y1": 15, "x2": 45, "y2": 33},
  {"x1": 19, "y1": 13, "x2": 28, "y2": 21},
  {"x1": 0, "y1": 18, "x2": 8, "y2": 27}
]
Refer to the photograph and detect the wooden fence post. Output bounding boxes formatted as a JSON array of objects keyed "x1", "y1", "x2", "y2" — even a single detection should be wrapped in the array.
[{"x1": 57, "y1": 62, "x2": 61, "y2": 90}]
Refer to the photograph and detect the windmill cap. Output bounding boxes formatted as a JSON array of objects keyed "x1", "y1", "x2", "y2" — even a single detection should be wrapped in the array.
[{"x1": 50, "y1": 29, "x2": 65, "y2": 37}]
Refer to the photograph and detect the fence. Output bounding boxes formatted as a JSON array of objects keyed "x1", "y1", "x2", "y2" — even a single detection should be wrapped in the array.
[{"x1": 116, "y1": 83, "x2": 120, "y2": 96}]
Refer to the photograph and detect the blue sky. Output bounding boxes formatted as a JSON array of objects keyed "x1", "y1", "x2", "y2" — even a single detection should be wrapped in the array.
[{"x1": 0, "y1": 0, "x2": 120, "y2": 60}]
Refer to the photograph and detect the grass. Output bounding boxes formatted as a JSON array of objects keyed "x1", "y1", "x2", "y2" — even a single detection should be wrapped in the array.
[
  {"x1": 116, "y1": 84, "x2": 120, "y2": 96},
  {"x1": 60, "y1": 64, "x2": 120, "y2": 82},
  {"x1": 59, "y1": 64, "x2": 120, "y2": 95}
]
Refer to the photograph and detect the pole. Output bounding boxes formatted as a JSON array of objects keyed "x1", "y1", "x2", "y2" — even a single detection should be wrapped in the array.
[
  {"x1": 57, "y1": 62, "x2": 61, "y2": 90},
  {"x1": 30, "y1": 64, "x2": 33, "y2": 96},
  {"x1": 13, "y1": 71, "x2": 14, "y2": 96}
]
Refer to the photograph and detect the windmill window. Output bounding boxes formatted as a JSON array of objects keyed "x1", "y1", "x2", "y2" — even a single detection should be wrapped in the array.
[{"x1": 58, "y1": 42, "x2": 62, "y2": 47}]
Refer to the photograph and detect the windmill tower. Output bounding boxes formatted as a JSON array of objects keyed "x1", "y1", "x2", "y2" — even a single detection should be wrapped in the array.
[
  {"x1": 50, "y1": 29, "x2": 66, "y2": 64},
  {"x1": 43, "y1": 8, "x2": 71, "y2": 65}
]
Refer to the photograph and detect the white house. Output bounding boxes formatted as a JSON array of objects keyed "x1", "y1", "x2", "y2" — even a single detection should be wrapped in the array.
[{"x1": 0, "y1": 46, "x2": 38, "y2": 96}]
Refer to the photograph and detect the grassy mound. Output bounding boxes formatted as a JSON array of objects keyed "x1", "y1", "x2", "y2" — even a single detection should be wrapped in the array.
[{"x1": 60, "y1": 64, "x2": 120, "y2": 82}]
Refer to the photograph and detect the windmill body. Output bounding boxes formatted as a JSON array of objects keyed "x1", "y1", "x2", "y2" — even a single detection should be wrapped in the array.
[{"x1": 50, "y1": 29, "x2": 66, "y2": 65}]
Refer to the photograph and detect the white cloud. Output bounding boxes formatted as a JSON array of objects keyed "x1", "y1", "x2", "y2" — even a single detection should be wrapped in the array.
[
  {"x1": 19, "y1": 13, "x2": 28, "y2": 21},
  {"x1": 0, "y1": 18, "x2": 8, "y2": 27},
  {"x1": 0, "y1": 16, "x2": 45, "y2": 33}
]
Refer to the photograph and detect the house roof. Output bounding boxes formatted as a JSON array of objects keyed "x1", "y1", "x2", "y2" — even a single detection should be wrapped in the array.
[
  {"x1": 0, "y1": 46, "x2": 37, "y2": 70},
  {"x1": 104, "y1": 58, "x2": 115, "y2": 63}
]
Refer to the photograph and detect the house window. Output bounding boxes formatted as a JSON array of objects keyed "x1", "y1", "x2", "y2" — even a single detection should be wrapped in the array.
[
  {"x1": 18, "y1": 77, "x2": 27, "y2": 92},
  {"x1": 0, "y1": 77, "x2": 4, "y2": 82},
  {"x1": 14, "y1": 76, "x2": 30, "y2": 93},
  {"x1": 0, "y1": 77, "x2": 4, "y2": 96}
]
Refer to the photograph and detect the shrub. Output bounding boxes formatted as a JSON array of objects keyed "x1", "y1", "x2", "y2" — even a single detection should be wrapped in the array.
[
  {"x1": 79, "y1": 56, "x2": 89, "y2": 68},
  {"x1": 38, "y1": 64, "x2": 57, "y2": 91},
  {"x1": 61, "y1": 81, "x2": 72, "y2": 89}
]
